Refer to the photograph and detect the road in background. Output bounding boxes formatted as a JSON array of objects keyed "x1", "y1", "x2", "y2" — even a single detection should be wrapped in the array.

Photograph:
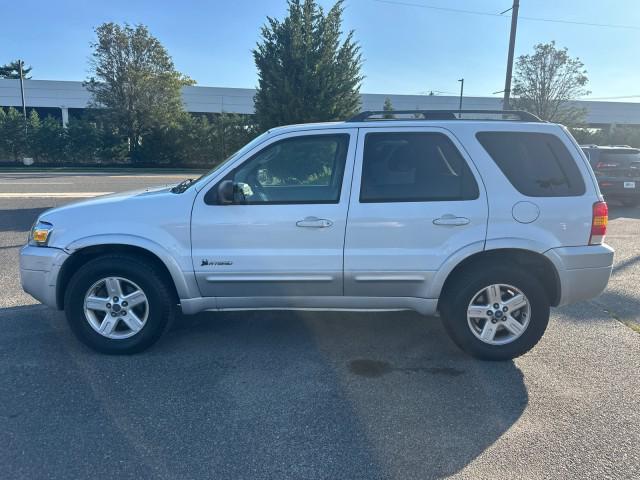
[
  {"x1": 1, "y1": 173, "x2": 639, "y2": 479},
  {"x1": 0, "y1": 171, "x2": 197, "y2": 197}
]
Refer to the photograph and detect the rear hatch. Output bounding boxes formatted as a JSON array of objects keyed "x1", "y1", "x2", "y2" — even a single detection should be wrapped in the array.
[{"x1": 590, "y1": 149, "x2": 640, "y2": 179}]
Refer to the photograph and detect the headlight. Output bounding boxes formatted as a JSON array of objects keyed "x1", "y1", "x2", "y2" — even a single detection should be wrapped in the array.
[{"x1": 29, "y1": 221, "x2": 53, "y2": 246}]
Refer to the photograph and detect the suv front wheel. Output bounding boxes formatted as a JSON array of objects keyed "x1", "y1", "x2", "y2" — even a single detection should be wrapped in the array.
[
  {"x1": 64, "y1": 254, "x2": 175, "y2": 354},
  {"x1": 440, "y1": 266, "x2": 550, "y2": 360}
]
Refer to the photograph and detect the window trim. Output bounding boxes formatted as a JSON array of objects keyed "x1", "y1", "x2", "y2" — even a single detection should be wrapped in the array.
[
  {"x1": 358, "y1": 131, "x2": 481, "y2": 204},
  {"x1": 204, "y1": 133, "x2": 351, "y2": 206},
  {"x1": 476, "y1": 131, "x2": 586, "y2": 198}
]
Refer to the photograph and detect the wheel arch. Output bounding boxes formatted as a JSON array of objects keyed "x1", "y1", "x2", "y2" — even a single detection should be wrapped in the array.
[
  {"x1": 436, "y1": 248, "x2": 561, "y2": 310},
  {"x1": 56, "y1": 239, "x2": 190, "y2": 310}
]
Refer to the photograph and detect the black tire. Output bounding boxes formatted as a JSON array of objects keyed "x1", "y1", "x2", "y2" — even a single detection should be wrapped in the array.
[
  {"x1": 64, "y1": 254, "x2": 176, "y2": 354},
  {"x1": 439, "y1": 265, "x2": 550, "y2": 361}
]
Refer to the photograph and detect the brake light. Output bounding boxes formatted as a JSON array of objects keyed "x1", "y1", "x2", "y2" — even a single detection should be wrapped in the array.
[
  {"x1": 589, "y1": 201, "x2": 608, "y2": 245},
  {"x1": 596, "y1": 162, "x2": 618, "y2": 169}
]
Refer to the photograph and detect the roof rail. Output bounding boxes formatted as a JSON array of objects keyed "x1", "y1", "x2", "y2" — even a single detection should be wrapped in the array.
[{"x1": 346, "y1": 109, "x2": 542, "y2": 123}]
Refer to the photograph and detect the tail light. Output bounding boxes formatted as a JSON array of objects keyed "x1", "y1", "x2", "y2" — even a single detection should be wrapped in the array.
[
  {"x1": 596, "y1": 162, "x2": 619, "y2": 169},
  {"x1": 589, "y1": 201, "x2": 608, "y2": 245}
]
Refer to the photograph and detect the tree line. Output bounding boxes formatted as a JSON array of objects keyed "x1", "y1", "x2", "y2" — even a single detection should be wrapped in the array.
[{"x1": 2, "y1": 0, "x2": 634, "y2": 166}]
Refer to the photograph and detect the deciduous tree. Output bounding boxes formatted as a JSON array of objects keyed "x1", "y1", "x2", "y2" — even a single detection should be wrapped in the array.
[
  {"x1": 512, "y1": 42, "x2": 589, "y2": 124},
  {"x1": 85, "y1": 23, "x2": 194, "y2": 161}
]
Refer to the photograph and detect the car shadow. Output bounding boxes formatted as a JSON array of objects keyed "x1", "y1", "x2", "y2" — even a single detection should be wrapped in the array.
[{"x1": 1, "y1": 305, "x2": 528, "y2": 479}]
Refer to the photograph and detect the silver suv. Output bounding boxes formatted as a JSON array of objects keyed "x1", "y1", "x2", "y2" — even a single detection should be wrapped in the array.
[{"x1": 20, "y1": 110, "x2": 614, "y2": 360}]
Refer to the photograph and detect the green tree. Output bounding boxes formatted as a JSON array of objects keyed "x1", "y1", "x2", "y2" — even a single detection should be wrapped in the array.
[
  {"x1": 85, "y1": 22, "x2": 194, "y2": 162},
  {"x1": 570, "y1": 125, "x2": 640, "y2": 148},
  {"x1": 253, "y1": 0, "x2": 363, "y2": 130},
  {"x1": 65, "y1": 117, "x2": 104, "y2": 163},
  {"x1": 29, "y1": 112, "x2": 68, "y2": 163},
  {"x1": 383, "y1": 97, "x2": 394, "y2": 119},
  {"x1": 0, "y1": 107, "x2": 28, "y2": 160},
  {"x1": 0, "y1": 60, "x2": 32, "y2": 79},
  {"x1": 512, "y1": 42, "x2": 589, "y2": 124},
  {"x1": 214, "y1": 113, "x2": 259, "y2": 160}
]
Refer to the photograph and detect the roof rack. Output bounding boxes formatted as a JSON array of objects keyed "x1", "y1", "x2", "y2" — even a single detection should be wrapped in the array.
[{"x1": 347, "y1": 109, "x2": 542, "y2": 123}]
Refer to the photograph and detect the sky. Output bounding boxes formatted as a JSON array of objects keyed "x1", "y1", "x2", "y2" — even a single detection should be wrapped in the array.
[{"x1": 2, "y1": 0, "x2": 640, "y2": 101}]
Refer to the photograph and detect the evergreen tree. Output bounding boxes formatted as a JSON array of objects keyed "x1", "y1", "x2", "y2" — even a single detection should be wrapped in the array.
[
  {"x1": 253, "y1": 0, "x2": 363, "y2": 130},
  {"x1": 383, "y1": 97, "x2": 394, "y2": 119},
  {"x1": 0, "y1": 60, "x2": 32, "y2": 79},
  {"x1": 85, "y1": 23, "x2": 194, "y2": 161},
  {"x1": 0, "y1": 107, "x2": 28, "y2": 160}
]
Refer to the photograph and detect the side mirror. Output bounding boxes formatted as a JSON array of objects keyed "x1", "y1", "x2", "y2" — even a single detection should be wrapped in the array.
[{"x1": 217, "y1": 179, "x2": 235, "y2": 205}]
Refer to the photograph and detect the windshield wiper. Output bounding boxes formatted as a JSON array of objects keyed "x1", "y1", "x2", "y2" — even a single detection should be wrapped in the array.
[{"x1": 171, "y1": 178, "x2": 196, "y2": 194}]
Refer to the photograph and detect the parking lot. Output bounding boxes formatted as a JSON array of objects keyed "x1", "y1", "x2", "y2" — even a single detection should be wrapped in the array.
[{"x1": 1, "y1": 172, "x2": 639, "y2": 479}]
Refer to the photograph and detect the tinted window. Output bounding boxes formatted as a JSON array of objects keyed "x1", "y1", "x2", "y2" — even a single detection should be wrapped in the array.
[
  {"x1": 477, "y1": 132, "x2": 585, "y2": 197},
  {"x1": 359, "y1": 132, "x2": 479, "y2": 203},
  {"x1": 211, "y1": 134, "x2": 349, "y2": 205},
  {"x1": 600, "y1": 151, "x2": 640, "y2": 166}
]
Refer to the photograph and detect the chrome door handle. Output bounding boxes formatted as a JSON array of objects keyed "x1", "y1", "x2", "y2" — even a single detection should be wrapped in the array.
[
  {"x1": 433, "y1": 215, "x2": 470, "y2": 226},
  {"x1": 296, "y1": 216, "x2": 333, "y2": 228}
]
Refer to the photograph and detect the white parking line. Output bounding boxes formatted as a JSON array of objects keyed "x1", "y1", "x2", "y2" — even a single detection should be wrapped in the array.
[{"x1": 0, "y1": 192, "x2": 113, "y2": 198}]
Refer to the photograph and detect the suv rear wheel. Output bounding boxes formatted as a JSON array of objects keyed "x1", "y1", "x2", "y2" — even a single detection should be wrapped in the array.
[
  {"x1": 64, "y1": 254, "x2": 175, "y2": 354},
  {"x1": 440, "y1": 266, "x2": 550, "y2": 360}
]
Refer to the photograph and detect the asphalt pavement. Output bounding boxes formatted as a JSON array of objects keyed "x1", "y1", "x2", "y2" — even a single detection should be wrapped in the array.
[{"x1": 1, "y1": 172, "x2": 639, "y2": 479}]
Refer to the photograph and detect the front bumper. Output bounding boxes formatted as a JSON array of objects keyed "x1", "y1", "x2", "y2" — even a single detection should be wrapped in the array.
[
  {"x1": 20, "y1": 245, "x2": 69, "y2": 309},
  {"x1": 544, "y1": 244, "x2": 614, "y2": 307}
]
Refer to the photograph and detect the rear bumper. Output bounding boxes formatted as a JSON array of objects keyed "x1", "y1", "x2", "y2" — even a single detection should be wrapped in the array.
[
  {"x1": 19, "y1": 245, "x2": 69, "y2": 309},
  {"x1": 544, "y1": 244, "x2": 614, "y2": 307},
  {"x1": 598, "y1": 177, "x2": 640, "y2": 198}
]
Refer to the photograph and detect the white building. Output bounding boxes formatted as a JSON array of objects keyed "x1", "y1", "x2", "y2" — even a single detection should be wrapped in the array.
[{"x1": 1, "y1": 79, "x2": 640, "y2": 127}]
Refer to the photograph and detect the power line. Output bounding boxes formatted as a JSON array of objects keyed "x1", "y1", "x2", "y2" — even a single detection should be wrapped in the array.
[{"x1": 372, "y1": 0, "x2": 640, "y2": 31}]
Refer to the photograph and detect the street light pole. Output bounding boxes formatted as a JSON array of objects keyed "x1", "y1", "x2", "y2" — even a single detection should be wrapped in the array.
[
  {"x1": 458, "y1": 78, "x2": 464, "y2": 111},
  {"x1": 502, "y1": 0, "x2": 520, "y2": 110},
  {"x1": 18, "y1": 60, "x2": 27, "y2": 130}
]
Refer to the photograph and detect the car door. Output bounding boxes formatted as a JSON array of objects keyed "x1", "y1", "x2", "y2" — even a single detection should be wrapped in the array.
[
  {"x1": 191, "y1": 129, "x2": 357, "y2": 301},
  {"x1": 344, "y1": 127, "x2": 488, "y2": 298}
]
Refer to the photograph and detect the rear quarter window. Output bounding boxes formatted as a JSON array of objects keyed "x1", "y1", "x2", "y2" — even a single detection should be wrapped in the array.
[{"x1": 477, "y1": 132, "x2": 586, "y2": 197}]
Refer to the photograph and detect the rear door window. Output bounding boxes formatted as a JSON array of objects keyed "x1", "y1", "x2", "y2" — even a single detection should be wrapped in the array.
[
  {"x1": 477, "y1": 132, "x2": 585, "y2": 197},
  {"x1": 359, "y1": 132, "x2": 479, "y2": 203}
]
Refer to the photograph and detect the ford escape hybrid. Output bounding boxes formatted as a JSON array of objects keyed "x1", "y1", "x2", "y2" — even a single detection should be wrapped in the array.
[{"x1": 20, "y1": 110, "x2": 614, "y2": 360}]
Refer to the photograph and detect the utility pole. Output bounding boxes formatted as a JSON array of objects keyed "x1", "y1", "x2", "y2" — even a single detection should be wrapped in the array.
[
  {"x1": 458, "y1": 78, "x2": 464, "y2": 111},
  {"x1": 502, "y1": 0, "x2": 520, "y2": 110},
  {"x1": 18, "y1": 60, "x2": 27, "y2": 131}
]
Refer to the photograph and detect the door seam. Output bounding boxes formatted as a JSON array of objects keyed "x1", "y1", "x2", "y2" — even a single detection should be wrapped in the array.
[{"x1": 341, "y1": 128, "x2": 361, "y2": 296}]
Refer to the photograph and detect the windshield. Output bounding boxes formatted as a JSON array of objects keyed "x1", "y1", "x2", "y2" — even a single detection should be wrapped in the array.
[{"x1": 193, "y1": 131, "x2": 272, "y2": 188}]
